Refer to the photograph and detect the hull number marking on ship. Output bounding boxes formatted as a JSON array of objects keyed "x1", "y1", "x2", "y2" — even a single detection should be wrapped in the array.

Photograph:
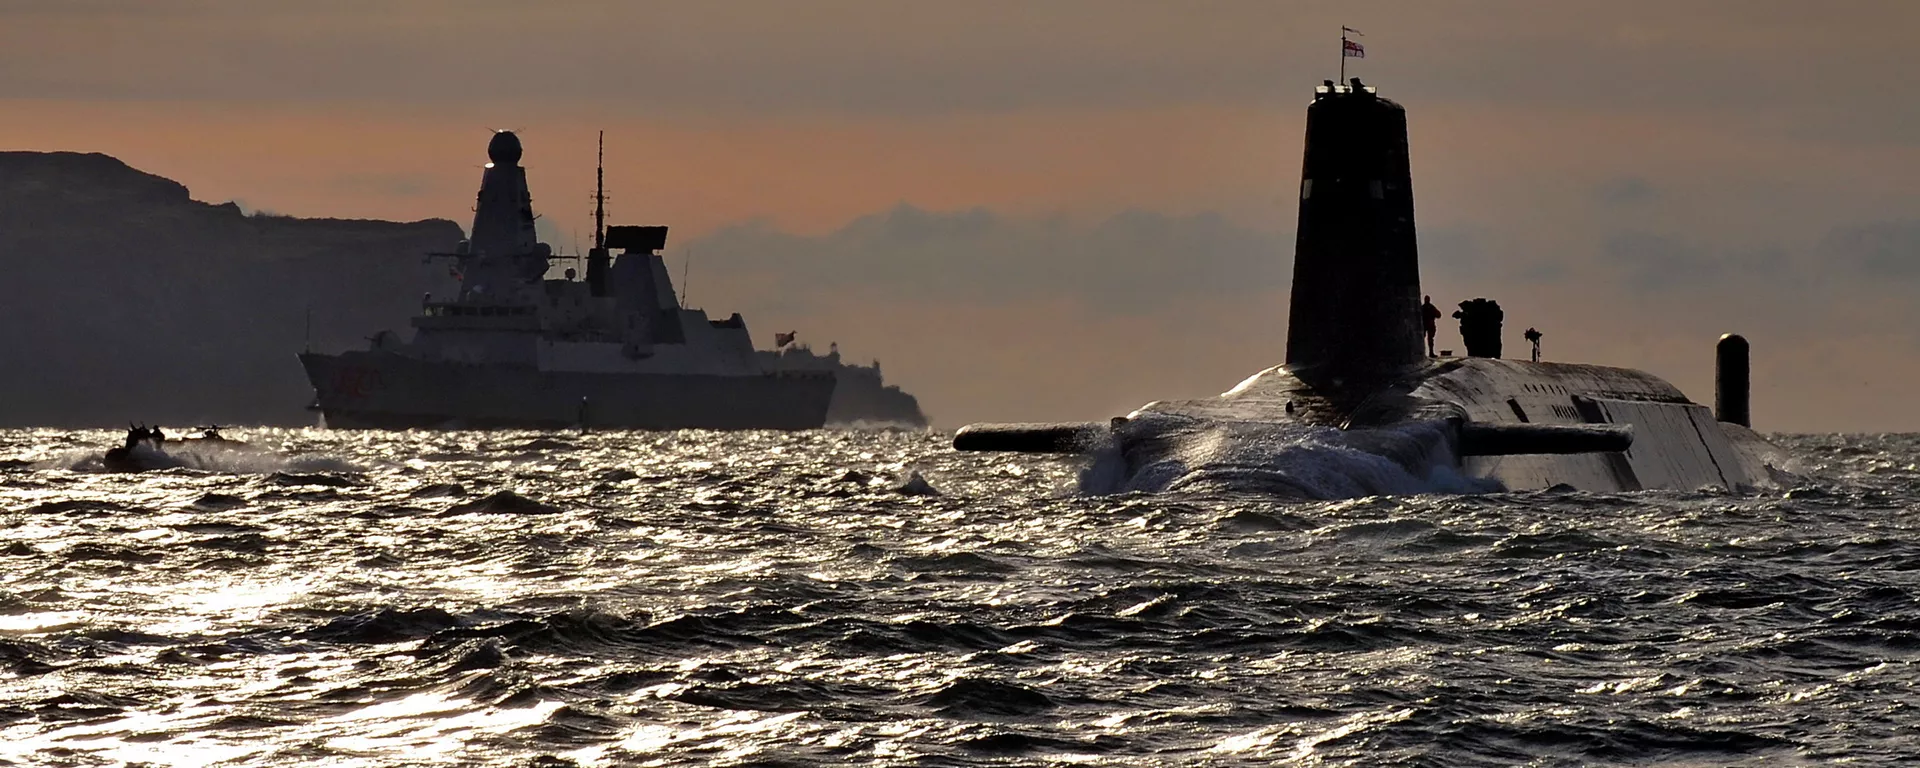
[{"x1": 334, "y1": 367, "x2": 383, "y2": 399}]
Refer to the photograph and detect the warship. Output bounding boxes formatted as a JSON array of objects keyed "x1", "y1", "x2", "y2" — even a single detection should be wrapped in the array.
[
  {"x1": 761, "y1": 341, "x2": 928, "y2": 427},
  {"x1": 956, "y1": 78, "x2": 1789, "y2": 496},
  {"x1": 299, "y1": 131, "x2": 840, "y2": 430}
]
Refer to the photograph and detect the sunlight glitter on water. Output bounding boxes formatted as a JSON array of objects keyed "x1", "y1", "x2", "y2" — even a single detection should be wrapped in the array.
[
  {"x1": 319, "y1": 688, "x2": 568, "y2": 757},
  {"x1": 0, "y1": 612, "x2": 87, "y2": 634},
  {"x1": 1, "y1": 429, "x2": 1919, "y2": 764},
  {"x1": 166, "y1": 577, "x2": 319, "y2": 618}
]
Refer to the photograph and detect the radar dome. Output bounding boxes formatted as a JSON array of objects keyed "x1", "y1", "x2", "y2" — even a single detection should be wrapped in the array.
[{"x1": 487, "y1": 131, "x2": 523, "y2": 166}]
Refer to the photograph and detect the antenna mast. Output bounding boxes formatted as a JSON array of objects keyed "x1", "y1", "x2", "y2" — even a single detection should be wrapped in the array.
[{"x1": 592, "y1": 130, "x2": 607, "y2": 250}]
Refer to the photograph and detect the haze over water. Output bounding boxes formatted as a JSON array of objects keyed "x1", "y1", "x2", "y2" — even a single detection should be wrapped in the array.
[{"x1": 1, "y1": 428, "x2": 1914, "y2": 766}]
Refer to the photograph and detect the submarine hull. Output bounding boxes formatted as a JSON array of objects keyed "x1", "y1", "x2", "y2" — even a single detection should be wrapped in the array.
[
  {"x1": 300, "y1": 351, "x2": 836, "y2": 431},
  {"x1": 1108, "y1": 357, "x2": 1787, "y2": 494},
  {"x1": 952, "y1": 79, "x2": 1791, "y2": 496},
  {"x1": 1408, "y1": 358, "x2": 1772, "y2": 491}
]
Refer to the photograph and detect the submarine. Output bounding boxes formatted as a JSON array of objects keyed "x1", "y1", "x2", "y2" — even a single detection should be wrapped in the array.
[{"x1": 955, "y1": 78, "x2": 1790, "y2": 497}]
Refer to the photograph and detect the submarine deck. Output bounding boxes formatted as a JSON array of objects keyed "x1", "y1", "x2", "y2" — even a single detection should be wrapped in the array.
[{"x1": 1127, "y1": 358, "x2": 1784, "y2": 493}]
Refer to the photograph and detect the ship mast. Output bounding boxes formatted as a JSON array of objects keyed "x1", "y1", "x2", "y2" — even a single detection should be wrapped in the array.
[
  {"x1": 592, "y1": 130, "x2": 607, "y2": 250},
  {"x1": 584, "y1": 131, "x2": 613, "y2": 296}
]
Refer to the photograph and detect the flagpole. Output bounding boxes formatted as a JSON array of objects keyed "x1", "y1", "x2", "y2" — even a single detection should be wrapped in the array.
[{"x1": 1339, "y1": 26, "x2": 1363, "y2": 86}]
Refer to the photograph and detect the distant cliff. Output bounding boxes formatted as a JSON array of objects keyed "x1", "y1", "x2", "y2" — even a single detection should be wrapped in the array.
[{"x1": 0, "y1": 152, "x2": 464, "y2": 427}]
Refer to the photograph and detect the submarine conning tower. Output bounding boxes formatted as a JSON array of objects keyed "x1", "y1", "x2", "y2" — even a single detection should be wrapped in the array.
[{"x1": 1284, "y1": 78, "x2": 1423, "y2": 373}]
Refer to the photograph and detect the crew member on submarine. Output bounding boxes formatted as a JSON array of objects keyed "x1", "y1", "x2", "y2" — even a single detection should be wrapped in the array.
[{"x1": 1421, "y1": 295, "x2": 1442, "y2": 356}]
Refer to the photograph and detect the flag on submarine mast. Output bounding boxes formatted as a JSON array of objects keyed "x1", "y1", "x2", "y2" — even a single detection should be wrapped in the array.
[{"x1": 1340, "y1": 26, "x2": 1364, "y2": 82}]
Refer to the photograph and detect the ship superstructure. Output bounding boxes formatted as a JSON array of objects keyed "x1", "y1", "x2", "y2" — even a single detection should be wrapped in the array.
[{"x1": 299, "y1": 131, "x2": 835, "y2": 430}]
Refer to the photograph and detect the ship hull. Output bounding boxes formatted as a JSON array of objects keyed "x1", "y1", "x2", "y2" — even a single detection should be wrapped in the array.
[
  {"x1": 757, "y1": 350, "x2": 930, "y2": 427},
  {"x1": 825, "y1": 380, "x2": 928, "y2": 427},
  {"x1": 300, "y1": 352, "x2": 835, "y2": 430}
]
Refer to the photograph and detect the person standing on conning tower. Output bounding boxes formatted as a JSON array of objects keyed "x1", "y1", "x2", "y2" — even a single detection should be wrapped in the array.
[{"x1": 1421, "y1": 296, "x2": 1441, "y2": 357}]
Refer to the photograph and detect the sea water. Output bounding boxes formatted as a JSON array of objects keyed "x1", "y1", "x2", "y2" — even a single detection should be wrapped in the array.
[{"x1": 0, "y1": 428, "x2": 1912, "y2": 766}]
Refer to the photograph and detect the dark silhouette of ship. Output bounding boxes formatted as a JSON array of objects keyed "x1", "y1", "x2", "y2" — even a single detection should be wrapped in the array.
[
  {"x1": 299, "y1": 131, "x2": 844, "y2": 430},
  {"x1": 956, "y1": 79, "x2": 1787, "y2": 495},
  {"x1": 760, "y1": 341, "x2": 928, "y2": 427}
]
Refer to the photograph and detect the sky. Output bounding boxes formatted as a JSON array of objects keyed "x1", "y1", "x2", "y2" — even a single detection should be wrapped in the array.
[{"x1": 4, "y1": 0, "x2": 1920, "y2": 431}]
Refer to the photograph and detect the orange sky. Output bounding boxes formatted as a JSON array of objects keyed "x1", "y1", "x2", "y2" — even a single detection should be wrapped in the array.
[{"x1": 6, "y1": 1, "x2": 1920, "y2": 430}]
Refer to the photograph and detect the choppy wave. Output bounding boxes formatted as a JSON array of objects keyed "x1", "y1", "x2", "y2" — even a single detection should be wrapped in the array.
[
  {"x1": 1081, "y1": 417, "x2": 1500, "y2": 498},
  {"x1": 37, "y1": 438, "x2": 364, "y2": 475},
  {"x1": 0, "y1": 428, "x2": 1915, "y2": 765}
]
